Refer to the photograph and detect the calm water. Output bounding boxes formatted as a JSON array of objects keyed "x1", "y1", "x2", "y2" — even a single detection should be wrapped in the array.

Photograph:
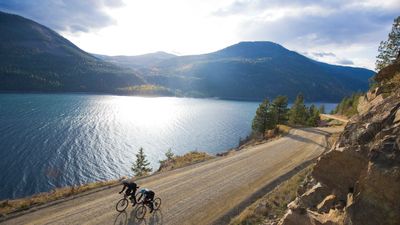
[{"x1": 0, "y1": 94, "x2": 337, "y2": 200}]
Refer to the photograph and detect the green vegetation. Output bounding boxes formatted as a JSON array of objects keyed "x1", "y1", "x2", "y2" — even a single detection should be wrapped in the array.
[
  {"x1": 331, "y1": 93, "x2": 362, "y2": 117},
  {"x1": 116, "y1": 85, "x2": 178, "y2": 96},
  {"x1": 288, "y1": 94, "x2": 321, "y2": 126},
  {"x1": 251, "y1": 94, "x2": 322, "y2": 137},
  {"x1": 319, "y1": 105, "x2": 325, "y2": 114},
  {"x1": 373, "y1": 16, "x2": 400, "y2": 96},
  {"x1": 252, "y1": 99, "x2": 275, "y2": 135},
  {"x1": 164, "y1": 148, "x2": 175, "y2": 161},
  {"x1": 229, "y1": 165, "x2": 314, "y2": 225},
  {"x1": 375, "y1": 16, "x2": 400, "y2": 71},
  {"x1": 271, "y1": 95, "x2": 289, "y2": 124},
  {"x1": 131, "y1": 147, "x2": 152, "y2": 177},
  {"x1": 158, "y1": 151, "x2": 214, "y2": 172},
  {"x1": 288, "y1": 93, "x2": 308, "y2": 125},
  {"x1": 306, "y1": 104, "x2": 321, "y2": 127},
  {"x1": 333, "y1": 16, "x2": 399, "y2": 117}
]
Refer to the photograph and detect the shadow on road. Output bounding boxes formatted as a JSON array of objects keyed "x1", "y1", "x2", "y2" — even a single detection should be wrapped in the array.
[
  {"x1": 285, "y1": 132, "x2": 326, "y2": 148},
  {"x1": 113, "y1": 208, "x2": 164, "y2": 225},
  {"x1": 299, "y1": 127, "x2": 332, "y2": 136}
]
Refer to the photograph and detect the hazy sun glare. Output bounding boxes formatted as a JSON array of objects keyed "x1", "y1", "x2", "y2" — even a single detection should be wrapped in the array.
[
  {"x1": 112, "y1": 96, "x2": 179, "y2": 127},
  {"x1": 64, "y1": 0, "x2": 239, "y2": 56}
]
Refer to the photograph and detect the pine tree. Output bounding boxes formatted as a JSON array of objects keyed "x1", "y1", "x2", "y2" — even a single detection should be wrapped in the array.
[
  {"x1": 289, "y1": 93, "x2": 308, "y2": 125},
  {"x1": 376, "y1": 16, "x2": 400, "y2": 71},
  {"x1": 271, "y1": 95, "x2": 289, "y2": 124},
  {"x1": 165, "y1": 148, "x2": 174, "y2": 160},
  {"x1": 306, "y1": 104, "x2": 320, "y2": 127},
  {"x1": 131, "y1": 147, "x2": 152, "y2": 177},
  {"x1": 319, "y1": 105, "x2": 325, "y2": 114},
  {"x1": 252, "y1": 99, "x2": 270, "y2": 134}
]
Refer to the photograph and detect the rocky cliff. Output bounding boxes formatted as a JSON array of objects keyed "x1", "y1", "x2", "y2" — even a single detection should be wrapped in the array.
[{"x1": 279, "y1": 58, "x2": 400, "y2": 225}]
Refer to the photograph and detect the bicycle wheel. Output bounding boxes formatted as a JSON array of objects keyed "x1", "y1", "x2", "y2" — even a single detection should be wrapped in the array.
[
  {"x1": 135, "y1": 205, "x2": 147, "y2": 219},
  {"x1": 116, "y1": 198, "x2": 129, "y2": 212},
  {"x1": 153, "y1": 197, "x2": 162, "y2": 210},
  {"x1": 135, "y1": 192, "x2": 143, "y2": 204}
]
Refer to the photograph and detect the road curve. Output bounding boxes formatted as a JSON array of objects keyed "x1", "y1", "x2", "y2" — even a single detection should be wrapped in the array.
[
  {"x1": 320, "y1": 114, "x2": 349, "y2": 123},
  {"x1": 1, "y1": 127, "x2": 341, "y2": 225}
]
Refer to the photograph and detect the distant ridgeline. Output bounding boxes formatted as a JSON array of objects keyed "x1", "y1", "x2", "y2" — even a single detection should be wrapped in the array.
[{"x1": 0, "y1": 11, "x2": 375, "y2": 101}]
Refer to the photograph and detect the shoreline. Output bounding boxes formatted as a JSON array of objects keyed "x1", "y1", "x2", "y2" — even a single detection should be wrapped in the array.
[
  {"x1": 0, "y1": 125, "x2": 295, "y2": 217},
  {"x1": 0, "y1": 90, "x2": 341, "y2": 103}
]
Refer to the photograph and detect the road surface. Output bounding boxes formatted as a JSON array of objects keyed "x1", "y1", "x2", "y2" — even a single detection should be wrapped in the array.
[
  {"x1": 1, "y1": 127, "x2": 341, "y2": 225},
  {"x1": 320, "y1": 114, "x2": 349, "y2": 123}
]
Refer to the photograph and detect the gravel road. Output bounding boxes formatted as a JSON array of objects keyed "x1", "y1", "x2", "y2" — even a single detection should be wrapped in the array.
[{"x1": 1, "y1": 127, "x2": 341, "y2": 225}]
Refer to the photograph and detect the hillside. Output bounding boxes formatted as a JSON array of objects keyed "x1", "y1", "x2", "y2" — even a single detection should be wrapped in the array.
[
  {"x1": 94, "y1": 51, "x2": 176, "y2": 70},
  {"x1": 152, "y1": 42, "x2": 374, "y2": 101},
  {"x1": 279, "y1": 57, "x2": 400, "y2": 225},
  {"x1": 0, "y1": 11, "x2": 144, "y2": 93},
  {"x1": 101, "y1": 42, "x2": 375, "y2": 101}
]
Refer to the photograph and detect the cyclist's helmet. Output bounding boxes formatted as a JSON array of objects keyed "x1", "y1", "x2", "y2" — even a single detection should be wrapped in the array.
[
  {"x1": 140, "y1": 188, "x2": 148, "y2": 194},
  {"x1": 122, "y1": 179, "x2": 129, "y2": 185}
]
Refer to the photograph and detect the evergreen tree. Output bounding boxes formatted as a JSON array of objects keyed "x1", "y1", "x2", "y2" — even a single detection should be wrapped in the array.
[
  {"x1": 307, "y1": 104, "x2": 320, "y2": 126},
  {"x1": 165, "y1": 148, "x2": 174, "y2": 160},
  {"x1": 289, "y1": 93, "x2": 308, "y2": 125},
  {"x1": 271, "y1": 95, "x2": 289, "y2": 124},
  {"x1": 252, "y1": 98, "x2": 277, "y2": 135},
  {"x1": 333, "y1": 93, "x2": 362, "y2": 117},
  {"x1": 252, "y1": 99, "x2": 270, "y2": 134},
  {"x1": 131, "y1": 147, "x2": 152, "y2": 177},
  {"x1": 319, "y1": 105, "x2": 325, "y2": 114},
  {"x1": 376, "y1": 16, "x2": 400, "y2": 71}
]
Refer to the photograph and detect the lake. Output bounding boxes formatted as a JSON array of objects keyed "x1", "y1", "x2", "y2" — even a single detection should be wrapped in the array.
[{"x1": 0, "y1": 93, "x2": 337, "y2": 200}]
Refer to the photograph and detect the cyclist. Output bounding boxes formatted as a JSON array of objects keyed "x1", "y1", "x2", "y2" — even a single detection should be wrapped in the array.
[
  {"x1": 119, "y1": 179, "x2": 139, "y2": 205},
  {"x1": 138, "y1": 188, "x2": 155, "y2": 213}
]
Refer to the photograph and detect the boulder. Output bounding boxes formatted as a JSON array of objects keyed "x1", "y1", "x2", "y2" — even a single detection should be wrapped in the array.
[
  {"x1": 297, "y1": 183, "x2": 331, "y2": 210},
  {"x1": 317, "y1": 195, "x2": 337, "y2": 213}
]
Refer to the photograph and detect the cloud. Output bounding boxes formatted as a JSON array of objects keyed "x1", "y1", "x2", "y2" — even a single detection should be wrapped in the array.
[
  {"x1": 212, "y1": 0, "x2": 399, "y2": 69},
  {"x1": 312, "y1": 52, "x2": 336, "y2": 57},
  {"x1": 303, "y1": 51, "x2": 355, "y2": 67},
  {"x1": 0, "y1": 0, "x2": 124, "y2": 33},
  {"x1": 336, "y1": 59, "x2": 354, "y2": 65}
]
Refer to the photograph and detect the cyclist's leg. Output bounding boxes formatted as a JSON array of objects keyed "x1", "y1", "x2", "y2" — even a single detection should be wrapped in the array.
[
  {"x1": 126, "y1": 189, "x2": 135, "y2": 204},
  {"x1": 147, "y1": 192, "x2": 155, "y2": 212}
]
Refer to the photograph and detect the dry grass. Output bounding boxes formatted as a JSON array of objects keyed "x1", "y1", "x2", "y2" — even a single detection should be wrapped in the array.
[
  {"x1": 276, "y1": 124, "x2": 291, "y2": 135},
  {"x1": 229, "y1": 164, "x2": 314, "y2": 225},
  {"x1": 0, "y1": 179, "x2": 119, "y2": 216},
  {"x1": 158, "y1": 151, "x2": 214, "y2": 172},
  {"x1": 239, "y1": 125, "x2": 293, "y2": 150}
]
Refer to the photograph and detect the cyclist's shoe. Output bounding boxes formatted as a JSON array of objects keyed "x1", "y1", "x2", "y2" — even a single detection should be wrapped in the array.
[{"x1": 150, "y1": 204, "x2": 154, "y2": 213}]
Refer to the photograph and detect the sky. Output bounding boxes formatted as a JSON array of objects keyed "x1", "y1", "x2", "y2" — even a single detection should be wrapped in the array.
[{"x1": 0, "y1": 0, "x2": 399, "y2": 70}]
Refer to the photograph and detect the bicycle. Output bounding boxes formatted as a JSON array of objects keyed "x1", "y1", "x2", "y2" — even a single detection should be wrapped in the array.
[
  {"x1": 135, "y1": 196, "x2": 162, "y2": 219},
  {"x1": 115, "y1": 192, "x2": 141, "y2": 212}
]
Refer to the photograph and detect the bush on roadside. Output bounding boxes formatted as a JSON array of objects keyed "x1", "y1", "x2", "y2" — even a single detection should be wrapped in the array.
[{"x1": 158, "y1": 151, "x2": 214, "y2": 172}]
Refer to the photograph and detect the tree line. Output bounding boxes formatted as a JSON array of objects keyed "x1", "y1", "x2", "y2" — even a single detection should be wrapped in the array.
[{"x1": 251, "y1": 93, "x2": 324, "y2": 136}]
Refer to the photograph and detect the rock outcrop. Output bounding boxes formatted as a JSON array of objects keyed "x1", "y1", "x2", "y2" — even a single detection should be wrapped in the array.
[{"x1": 280, "y1": 58, "x2": 400, "y2": 225}]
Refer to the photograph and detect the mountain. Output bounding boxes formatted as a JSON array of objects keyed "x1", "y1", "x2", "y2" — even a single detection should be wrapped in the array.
[
  {"x1": 0, "y1": 10, "x2": 374, "y2": 101},
  {"x1": 137, "y1": 42, "x2": 375, "y2": 101},
  {"x1": 0, "y1": 11, "x2": 144, "y2": 93},
  {"x1": 94, "y1": 52, "x2": 176, "y2": 70}
]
